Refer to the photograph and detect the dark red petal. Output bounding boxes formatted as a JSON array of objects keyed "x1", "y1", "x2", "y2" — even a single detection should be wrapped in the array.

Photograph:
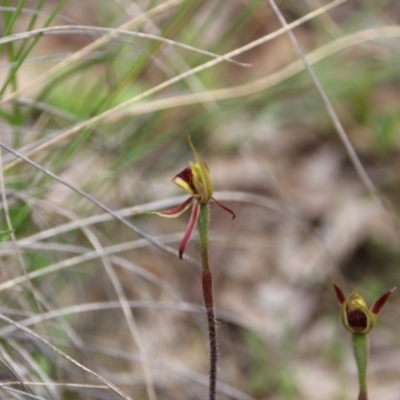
[
  {"x1": 210, "y1": 197, "x2": 235, "y2": 220},
  {"x1": 332, "y1": 283, "x2": 346, "y2": 305},
  {"x1": 179, "y1": 202, "x2": 200, "y2": 259},
  {"x1": 371, "y1": 287, "x2": 396, "y2": 314},
  {"x1": 156, "y1": 197, "x2": 194, "y2": 217},
  {"x1": 173, "y1": 167, "x2": 196, "y2": 192}
]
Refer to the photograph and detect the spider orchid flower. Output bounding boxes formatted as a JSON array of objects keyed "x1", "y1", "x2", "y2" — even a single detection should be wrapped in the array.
[
  {"x1": 333, "y1": 283, "x2": 395, "y2": 334},
  {"x1": 136, "y1": 137, "x2": 235, "y2": 259}
]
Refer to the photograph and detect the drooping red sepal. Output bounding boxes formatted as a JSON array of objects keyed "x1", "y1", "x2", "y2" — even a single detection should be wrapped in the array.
[
  {"x1": 371, "y1": 287, "x2": 396, "y2": 314},
  {"x1": 211, "y1": 197, "x2": 235, "y2": 220},
  {"x1": 179, "y1": 202, "x2": 200, "y2": 259}
]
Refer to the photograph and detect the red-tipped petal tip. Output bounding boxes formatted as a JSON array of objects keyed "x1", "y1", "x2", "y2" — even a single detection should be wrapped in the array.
[
  {"x1": 211, "y1": 197, "x2": 235, "y2": 220},
  {"x1": 332, "y1": 282, "x2": 346, "y2": 305},
  {"x1": 371, "y1": 287, "x2": 396, "y2": 314}
]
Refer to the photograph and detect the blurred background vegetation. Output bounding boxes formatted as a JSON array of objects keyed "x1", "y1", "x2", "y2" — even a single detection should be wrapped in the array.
[{"x1": 0, "y1": 0, "x2": 399, "y2": 399}]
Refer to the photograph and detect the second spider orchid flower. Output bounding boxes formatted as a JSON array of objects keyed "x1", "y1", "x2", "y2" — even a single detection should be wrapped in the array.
[
  {"x1": 135, "y1": 137, "x2": 235, "y2": 259},
  {"x1": 333, "y1": 283, "x2": 396, "y2": 334},
  {"x1": 332, "y1": 284, "x2": 395, "y2": 400}
]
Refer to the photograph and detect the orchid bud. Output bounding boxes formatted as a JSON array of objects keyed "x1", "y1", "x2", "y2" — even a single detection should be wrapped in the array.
[{"x1": 333, "y1": 283, "x2": 395, "y2": 334}]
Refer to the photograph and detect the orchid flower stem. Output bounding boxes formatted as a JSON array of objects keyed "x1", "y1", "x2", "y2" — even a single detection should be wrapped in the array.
[
  {"x1": 198, "y1": 202, "x2": 217, "y2": 400},
  {"x1": 352, "y1": 333, "x2": 368, "y2": 400}
]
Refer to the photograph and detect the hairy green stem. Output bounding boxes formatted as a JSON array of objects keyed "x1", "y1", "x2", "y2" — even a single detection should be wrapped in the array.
[
  {"x1": 198, "y1": 202, "x2": 217, "y2": 400},
  {"x1": 352, "y1": 333, "x2": 368, "y2": 400}
]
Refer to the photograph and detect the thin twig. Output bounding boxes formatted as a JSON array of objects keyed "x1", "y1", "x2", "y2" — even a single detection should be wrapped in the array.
[
  {"x1": 0, "y1": 0, "x2": 184, "y2": 106},
  {"x1": 0, "y1": 314, "x2": 132, "y2": 400},
  {"x1": 0, "y1": 140, "x2": 63, "y2": 395},
  {"x1": 0, "y1": 6, "x2": 77, "y2": 24},
  {"x1": 0, "y1": 191, "x2": 301, "y2": 252},
  {"x1": 51, "y1": 206, "x2": 157, "y2": 399},
  {"x1": 85, "y1": 342, "x2": 255, "y2": 400},
  {"x1": 0, "y1": 381, "x2": 109, "y2": 389},
  {"x1": 0, "y1": 235, "x2": 191, "y2": 293},
  {"x1": 80, "y1": 230, "x2": 157, "y2": 400},
  {"x1": 0, "y1": 25, "x2": 250, "y2": 67},
  {"x1": 107, "y1": 26, "x2": 400, "y2": 119},
  {"x1": 0, "y1": 300, "x2": 246, "y2": 337},
  {"x1": 0, "y1": 385, "x2": 45, "y2": 400},
  {"x1": 267, "y1": 0, "x2": 383, "y2": 207},
  {"x1": 2, "y1": 0, "x2": 346, "y2": 170},
  {"x1": 0, "y1": 141, "x2": 200, "y2": 268}
]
